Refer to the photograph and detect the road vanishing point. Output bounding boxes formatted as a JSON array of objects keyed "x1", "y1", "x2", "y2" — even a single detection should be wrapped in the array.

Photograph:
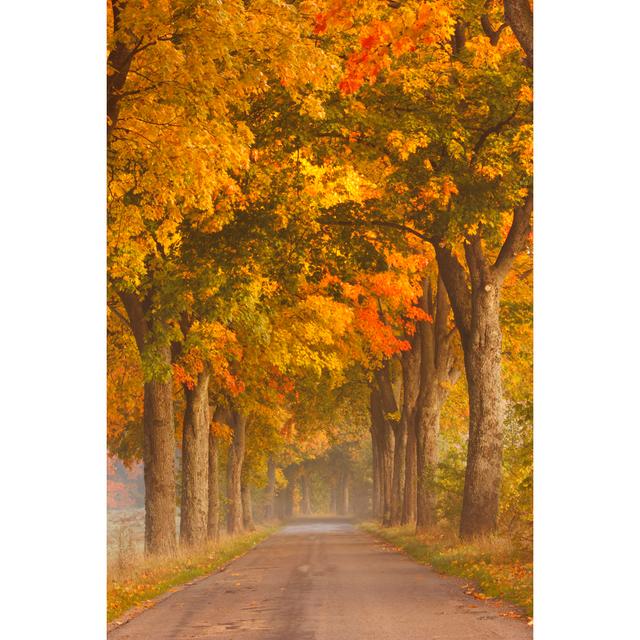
[{"x1": 109, "y1": 518, "x2": 532, "y2": 640}]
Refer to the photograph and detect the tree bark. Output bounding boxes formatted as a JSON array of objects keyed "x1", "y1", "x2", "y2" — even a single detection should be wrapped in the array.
[
  {"x1": 459, "y1": 280, "x2": 505, "y2": 537},
  {"x1": 119, "y1": 290, "x2": 177, "y2": 556},
  {"x1": 276, "y1": 490, "x2": 286, "y2": 520},
  {"x1": 374, "y1": 363, "x2": 400, "y2": 526},
  {"x1": 142, "y1": 356, "x2": 177, "y2": 555},
  {"x1": 283, "y1": 465, "x2": 299, "y2": 518},
  {"x1": 396, "y1": 339, "x2": 421, "y2": 526},
  {"x1": 264, "y1": 457, "x2": 276, "y2": 520},
  {"x1": 415, "y1": 399, "x2": 441, "y2": 533},
  {"x1": 107, "y1": 0, "x2": 133, "y2": 142},
  {"x1": 370, "y1": 384, "x2": 395, "y2": 526},
  {"x1": 180, "y1": 370, "x2": 210, "y2": 547},
  {"x1": 300, "y1": 471, "x2": 312, "y2": 515},
  {"x1": 414, "y1": 278, "x2": 458, "y2": 533},
  {"x1": 336, "y1": 469, "x2": 350, "y2": 515},
  {"x1": 390, "y1": 415, "x2": 407, "y2": 525},
  {"x1": 434, "y1": 193, "x2": 532, "y2": 538},
  {"x1": 402, "y1": 412, "x2": 417, "y2": 525},
  {"x1": 503, "y1": 0, "x2": 533, "y2": 67},
  {"x1": 226, "y1": 409, "x2": 246, "y2": 535},
  {"x1": 370, "y1": 426, "x2": 380, "y2": 518},
  {"x1": 207, "y1": 410, "x2": 220, "y2": 543},
  {"x1": 241, "y1": 480, "x2": 256, "y2": 531}
]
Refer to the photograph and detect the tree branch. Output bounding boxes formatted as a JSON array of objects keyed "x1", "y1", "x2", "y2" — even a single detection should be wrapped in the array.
[
  {"x1": 492, "y1": 189, "x2": 533, "y2": 282},
  {"x1": 318, "y1": 216, "x2": 430, "y2": 242},
  {"x1": 504, "y1": 0, "x2": 533, "y2": 68},
  {"x1": 117, "y1": 290, "x2": 148, "y2": 353},
  {"x1": 434, "y1": 275, "x2": 451, "y2": 370},
  {"x1": 451, "y1": 19, "x2": 467, "y2": 56},
  {"x1": 473, "y1": 108, "x2": 518, "y2": 155},
  {"x1": 107, "y1": 302, "x2": 132, "y2": 332},
  {"x1": 375, "y1": 362, "x2": 399, "y2": 415},
  {"x1": 480, "y1": 14, "x2": 507, "y2": 46},
  {"x1": 434, "y1": 245, "x2": 472, "y2": 344}
]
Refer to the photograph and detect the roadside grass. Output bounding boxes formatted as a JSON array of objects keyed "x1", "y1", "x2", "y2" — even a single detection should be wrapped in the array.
[
  {"x1": 360, "y1": 522, "x2": 533, "y2": 618},
  {"x1": 107, "y1": 526, "x2": 278, "y2": 622}
]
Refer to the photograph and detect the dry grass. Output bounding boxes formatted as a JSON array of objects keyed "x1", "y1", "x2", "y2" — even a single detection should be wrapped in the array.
[
  {"x1": 361, "y1": 522, "x2": 533, "y2": 618},
  {"x1": 107, "y1": 526, "x2": 278, "y2": 622}
]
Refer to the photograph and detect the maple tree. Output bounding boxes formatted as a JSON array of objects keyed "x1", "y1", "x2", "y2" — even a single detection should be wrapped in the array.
[
  {"x1": 107, "y1": 0, "x2": 339, "y2": 553},
  {"x1": 306, "y1": 0, "x2": 533, "y2": 537},
  {"x1": 107, "y1": 0, "x2": 534, "y2": 555}
]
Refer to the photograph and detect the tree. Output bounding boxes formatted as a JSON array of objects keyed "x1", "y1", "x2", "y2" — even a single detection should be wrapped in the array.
[
  {"x1": 414, "y1": 276, "x2": 460, "y2": 532},
  {"x1": 225, "y1": 406, "x2": 247, "y2": 535},
  {"x1": 107, "y1": 0, "x2": 339, "y2": 553},
  {"x1": 264, "y1": 457, "x2": 277, "y2": 520},
  {"x1": 207, "y1": 411, "x2": 223, "y2": 542},
  {"x1": 370, "y1": 380, "x2": 396, "y2": 524},
  {"x1": 311, "y1": 0, "x2": 533, "y2": 536},
  {"x1": 241, "y1": 479, "x2": 256, "y2": 532},
  {"x1": 106, "y1": 0, "x2": 534, "y2": 551},
  {"x1": 400, "y1": 335, "x2": 421, "y2": 525},
  {"x1": 179, "y1": 368, "x2": 210, "y2": 546},
  {"x1": 434, "y1": 197, "x2": 531, "y2": 536}
]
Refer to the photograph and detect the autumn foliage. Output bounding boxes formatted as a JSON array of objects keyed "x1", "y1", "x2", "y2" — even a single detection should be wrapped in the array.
[{"x1": 107, "y1": 0, "x2": 533, "y2": 607}]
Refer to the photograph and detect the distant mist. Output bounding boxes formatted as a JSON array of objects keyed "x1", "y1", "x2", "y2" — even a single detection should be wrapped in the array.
[{"x1": 108, "y1": 457, "x2": 144, "y2": 509}]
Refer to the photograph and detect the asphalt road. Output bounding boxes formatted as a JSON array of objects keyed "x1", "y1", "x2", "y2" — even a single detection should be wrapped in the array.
[{"x1": 109, "y1": 518, "x2": 532, "y2": 640}]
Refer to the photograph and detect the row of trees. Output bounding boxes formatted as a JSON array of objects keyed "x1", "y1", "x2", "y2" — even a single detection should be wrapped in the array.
[{"x1": 107, "y1": 0, "x2": 533, "y2": 555}]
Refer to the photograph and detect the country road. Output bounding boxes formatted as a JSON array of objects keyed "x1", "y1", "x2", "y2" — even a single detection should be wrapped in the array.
[{"x1": 109, "y1": 518, "x2": 532, "y2": 640}]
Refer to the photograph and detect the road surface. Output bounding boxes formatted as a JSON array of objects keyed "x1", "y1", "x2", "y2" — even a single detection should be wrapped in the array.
[{"x1": 109, "y1": 518, "x2": 532, "y2": 640}]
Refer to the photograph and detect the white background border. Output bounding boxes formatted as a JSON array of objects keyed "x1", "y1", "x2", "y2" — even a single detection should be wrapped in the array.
[
  {"x1": 1, "y1": 0, "x2": 106, "y2": 636},
  {"x1": 535, "y1": 1, "x2": 640, "y2": 636}
]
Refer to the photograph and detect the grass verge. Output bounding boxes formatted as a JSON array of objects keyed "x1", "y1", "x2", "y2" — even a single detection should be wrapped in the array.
[
  {"x1": 108, "y1": 526, "x2": 278, "y2": 622},
  {"x1": 360, "y1": 522, "x2": 532, "y2": 618}
]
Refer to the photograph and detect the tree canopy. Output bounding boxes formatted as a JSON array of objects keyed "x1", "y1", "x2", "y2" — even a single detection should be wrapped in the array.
[{"x1": 107, "y1": 0, "x2": 533, "y2": 553}]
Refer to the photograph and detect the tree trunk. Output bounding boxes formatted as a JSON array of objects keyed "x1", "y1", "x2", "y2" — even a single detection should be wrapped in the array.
[
  {"x1": 370, "y1": 427, "x2": 380, "y2": 518},
  {"x1": 390, "y1": 416, "x2": 407, "y2": 525},
  {"x1": 300, "y1": 472, "x2": 312, "y2": 515},
  {"x1": 415, "y1": 402, "x2": 440, "y2": 532},
  {"x1": 142, "y1": 345, "x2": 177, "y2": 555},
  {"x1": 374, "y1": 363, "x2": 400, "y2": 526},
  {"x1": 107, "y1": 2, "x2": 134, "y2": 142},
  {"x1": 180, "y1": 370, "x2": 210, "y2": 547},
  {"x1": 503, "y1": 0, "x2": 533, "y2": 67},
  {"x1": 402, "y1": 412, "x2": 417, "y2": 525},
  {"x1": 433, "y1": 195, "x2": 531, "y2": 538},
  {"x1": 336, "y1": 469, "x2": 350, "y2": 515},
  {"x1": 415, "y1": 310, "x2": 439, "y2": 534},
  {"x1": 241, "y1": 481, "x2": 256, "y2": 531},
  {"x1": 370, "y1": 386, "x2": 395, "y2": 526},
  {"x1": 414, "y1": 278, "x2": 458, "y2": 534},
  {"x1": 226, "y1": 410, "x2": 246, "y2": 535},
  {"x1": 207, "y1": 410, "x2": 220, "y2": 543},
  {"x1": 376, "y1": 445, "x2": 385, "y2": 519},
  {"x1": 283, "y1": 465, "x2": 299, "y2": 518},
  {"x1": 264, "y1": 457, "x2": 276, "y2": 520},
  {"x1": 459, "y1": 285, "x2": 504, "y2": 537},
  {"x1": 276, "y1": 490, "x2": 286, "y2": 520},
  {"x1": 395, "y1": 340, "x2": 421, "y2": 526},
  {"x1": 118, "y1": 292, "x2": 177, "y2": 556}
]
